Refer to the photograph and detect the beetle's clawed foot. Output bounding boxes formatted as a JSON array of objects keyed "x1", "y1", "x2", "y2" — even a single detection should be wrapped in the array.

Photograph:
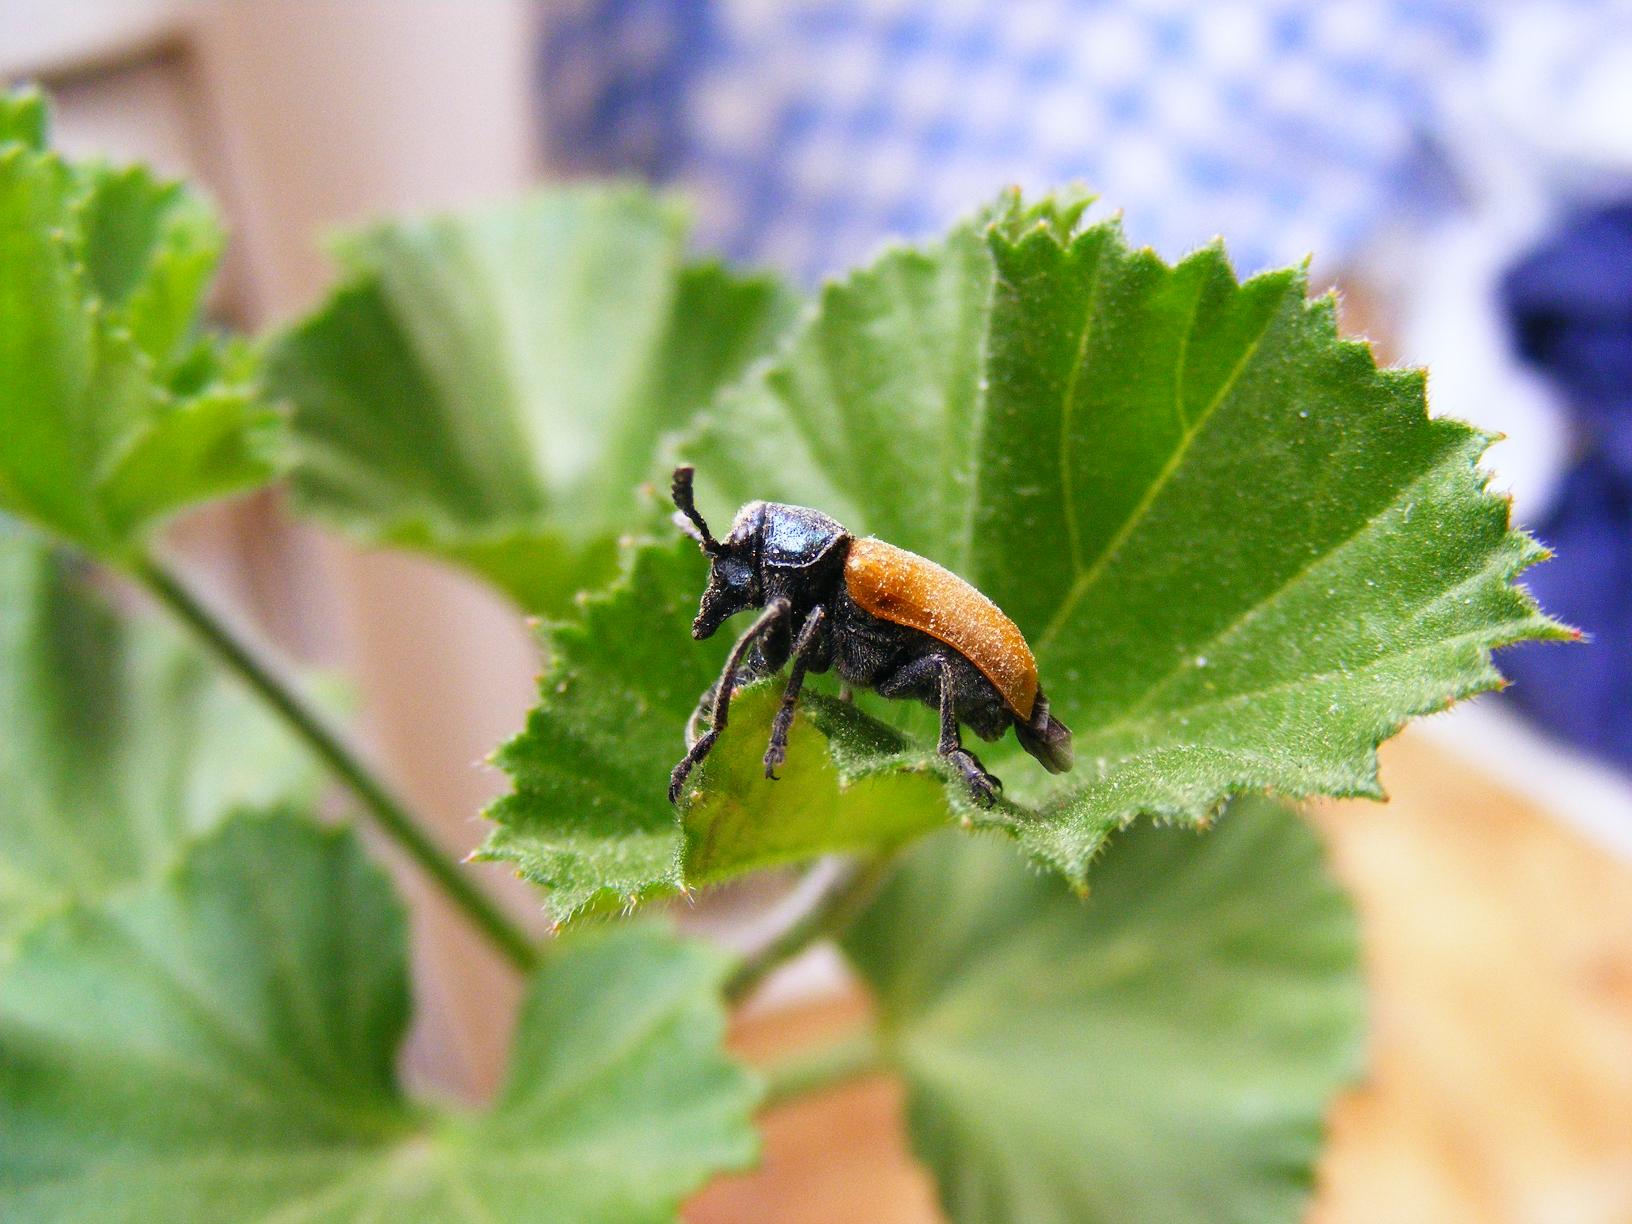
[
  {"x1": 965, "y1": 772, "x2": 1001, "y2": 807},
  {"x1": 666, "y1": 762, "x2": 690, "y2": 805},
  {"x1": 947, "y1": 748, "x2": 1002, "y2": 807},
  {"x1": 668, "y1": 730, "x2": 718, "y2": 804},
  {"x1": 762, "y1": 742, "x2": 785, "y2": 781}
]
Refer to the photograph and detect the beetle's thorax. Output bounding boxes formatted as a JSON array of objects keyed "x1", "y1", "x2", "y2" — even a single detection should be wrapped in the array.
[
  {"x1": 758, "y1": 500, "x2": 844, "y2": 565},
  {"x1": 755, "y1": 501, "x2": 849, "y2": 608}
]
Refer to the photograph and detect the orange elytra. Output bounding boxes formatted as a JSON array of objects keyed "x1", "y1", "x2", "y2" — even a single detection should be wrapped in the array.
[{"x1": 843, "y1": 536, "x2": 1039, "y2": 720}]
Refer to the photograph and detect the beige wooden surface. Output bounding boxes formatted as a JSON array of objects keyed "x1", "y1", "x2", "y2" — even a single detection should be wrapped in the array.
[
  {"x1": 1312, "y1": 734, "x2": 1632, "y2": 1224},
  {"x1": 692, "y1": 730, "x2": 1632, "y2": 1224}
]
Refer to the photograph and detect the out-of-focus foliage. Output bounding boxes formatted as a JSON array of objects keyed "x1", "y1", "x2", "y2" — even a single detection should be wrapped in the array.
[
  {"x1": 0, "y1": 89, "x2": 278, "y2": 559},
  {"x1": 0, "y1": 525, "x2": 313, "y2": 947},
  {"x1": 267, "y1": 187, "x2": 793, "y2": 615},
  {"x1": 0, "y1": 812, "x2": 760, "y2": 1222},
  {"x1": 845, "y1": 797, "x2": 1365, "y2": 1224}
]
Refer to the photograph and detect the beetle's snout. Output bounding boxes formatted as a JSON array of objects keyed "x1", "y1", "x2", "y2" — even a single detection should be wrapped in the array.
[
  {"x1": 692, "y1": 591, "x2": 731, "y2": 640},
  {"x1": 693, "y1": 599, "x2": 732, "y2": 639}
]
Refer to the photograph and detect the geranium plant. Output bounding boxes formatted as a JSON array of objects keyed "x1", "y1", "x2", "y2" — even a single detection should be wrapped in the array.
[{"x1": 0, "y1": 88, "x2": 1565, "y2": 1223}]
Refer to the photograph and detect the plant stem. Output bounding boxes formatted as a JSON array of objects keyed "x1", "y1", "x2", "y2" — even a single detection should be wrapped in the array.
[
  {"x1": 725, "y1": 855, "x2": 895, "y2": 1005},
  {"x1": 134, "y1": 557, "x2": 539, "y2": 973},
  {"x1": 758, "y1": 1030, "x2": 887, "y2": 1109}
]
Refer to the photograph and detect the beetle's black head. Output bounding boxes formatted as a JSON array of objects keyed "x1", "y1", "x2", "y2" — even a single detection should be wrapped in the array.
[
  {"x1": 692, "y1": 504, "x2": 767, "y2": 639},
  {"x1": 672, "y1": 466, "x2": 849, "y2": 639},
  {"x1": 672, "y1": 466, "x2": 763, "y2": 640}
]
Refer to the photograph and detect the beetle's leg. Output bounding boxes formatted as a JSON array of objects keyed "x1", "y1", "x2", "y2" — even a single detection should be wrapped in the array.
[
  {"x1": 687, "y1": 644, "x2": 778, "y2": 746},
  {"x1": 684, "y1": 682, "x2": 718, "y2": 748},
  {"x1": 764, "y1": 606, "x2": 827, "y2": 779},
  {"x1": 669, "y1": 598, "x2": 791, "y2": 802},
  {"x1": 934, "y1": 655, "x2": 1001, "y2": 806}
]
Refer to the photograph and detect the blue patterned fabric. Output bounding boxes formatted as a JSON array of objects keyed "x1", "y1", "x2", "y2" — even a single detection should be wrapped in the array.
[{"x1": 541, "y1": 0, "x2": 1491, "y2": 282}]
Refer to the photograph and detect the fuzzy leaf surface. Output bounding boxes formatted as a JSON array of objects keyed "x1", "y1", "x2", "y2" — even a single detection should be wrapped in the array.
[
  {"x1": 267, "y1": 187, "x2": 793, "y2": 614},
  {"x1": 481, "y1": 540, "x2": 950, "y2": 923},
  {"x1": 844, "y1": 797, "x2": 1365, "y2": 1224},
  {"x1": 0, "y1": 525, "x2": 313, "y2": 946},
  {"x1": 682, "y1": 190, "x2": 1566, "y2": 886},
  {"x1": 0, "y1": 810, "x2": 760, "y2": 1222},
  {"x1": 0, "y1": 92, "x2": 278, "y2": 557}
]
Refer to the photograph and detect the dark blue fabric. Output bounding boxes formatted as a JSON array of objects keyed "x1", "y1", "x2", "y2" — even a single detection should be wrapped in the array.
[{"x1": 1500, "y1": 202, "x2": 1632, "y2": 765}]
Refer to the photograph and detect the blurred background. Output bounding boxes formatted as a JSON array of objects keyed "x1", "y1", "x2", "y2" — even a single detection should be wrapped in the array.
[{"x1": 5, "y1": 1, "x2": 1632, "y2": 1220}]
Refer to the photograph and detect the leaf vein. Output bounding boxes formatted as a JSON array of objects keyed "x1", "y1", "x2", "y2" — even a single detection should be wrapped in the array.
[
  {"x1": 955, "y1": 249, "x2": 998, "y2": 576},
  {"x1": 1055, "y1": 244, "x2": 1107, "y2": 573},
  {"x1": 1113, "y1": 449, "x2": 1477, "y2": 723},
  {"x1": 1037, "y1": 288, "x2": 1285, "y2": 655}
]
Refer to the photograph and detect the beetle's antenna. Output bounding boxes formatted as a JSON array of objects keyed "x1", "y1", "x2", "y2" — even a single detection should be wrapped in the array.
[{"x1": 671, "y1": 465, "x2": 722, "y2": 554}]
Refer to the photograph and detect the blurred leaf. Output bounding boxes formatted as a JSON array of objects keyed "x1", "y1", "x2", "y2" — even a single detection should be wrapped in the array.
[
  {"x1": 480, "y1": 540, "x2": 949, "y2": 924},
  {"x1": 96, "y1": 386, "x2": 275, "y2": 532},
  {"x1": 843, "y1": 796, "x2": 1365, "y2": 1224},
  {"x1": 77, "y1": 163, "x2": 222, "y2": 370},
  {"x1": 267, "y1": 186, "x2": 794, "y2": 614},
  {"x1": 0, "y1": 86, "x2": 46, "y2": 150},
  {"x1": 0, "y1": 525, "x2": 314, "y2": 947},
  {"x1": 0, "y1": 810, "x2": 760, "y2": 1222},
  {"x1": 681, "y1": 188, "x2": 1567, "y2": 888},
  {"x1": 0, "y1": 91, "x2": 279, "y2": 558}
]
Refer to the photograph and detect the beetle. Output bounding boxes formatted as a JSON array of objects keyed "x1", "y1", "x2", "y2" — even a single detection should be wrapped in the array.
[{"x1": 667, "y1": 465, "x2": 1071, "y2": 805}]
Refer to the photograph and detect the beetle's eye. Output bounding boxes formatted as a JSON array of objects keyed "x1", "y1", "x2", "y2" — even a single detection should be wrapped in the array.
[{"x1": 717, "y1": 558, "x2": 751, "y2": 589}]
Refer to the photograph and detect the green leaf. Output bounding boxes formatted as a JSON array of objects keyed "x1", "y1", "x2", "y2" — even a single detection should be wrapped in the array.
[
  {"x1": 678, "y1": 686, "x2": 949, "y2": 885},
  {"x1": 843, "y1": 797, "x2": 1365, "y2": 1224},
  {"x1": 0, "y1": 525, "x2": 314, "y2": 947},
  {"x1": 0, "y1": 86, "x2": 46, "y2": 150},
  {"x1": 0, "y1": 810, "x2": 760, "y2": 1222},
  {"x1": 267, "y1": 186, "x2": 794, "y2": 614},
  {"x1": 77, "y1": 163, "x2": 223, "y2": 370},
  {"x1": 682, "y1": 188, "x2": 1567, "y2": 887},
  {"x1": 481, "y1": 539, "x2": 950, "y2": 924},
  {"x1": 0, "y1": 90, "x2": 279, "y2": 558}
]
